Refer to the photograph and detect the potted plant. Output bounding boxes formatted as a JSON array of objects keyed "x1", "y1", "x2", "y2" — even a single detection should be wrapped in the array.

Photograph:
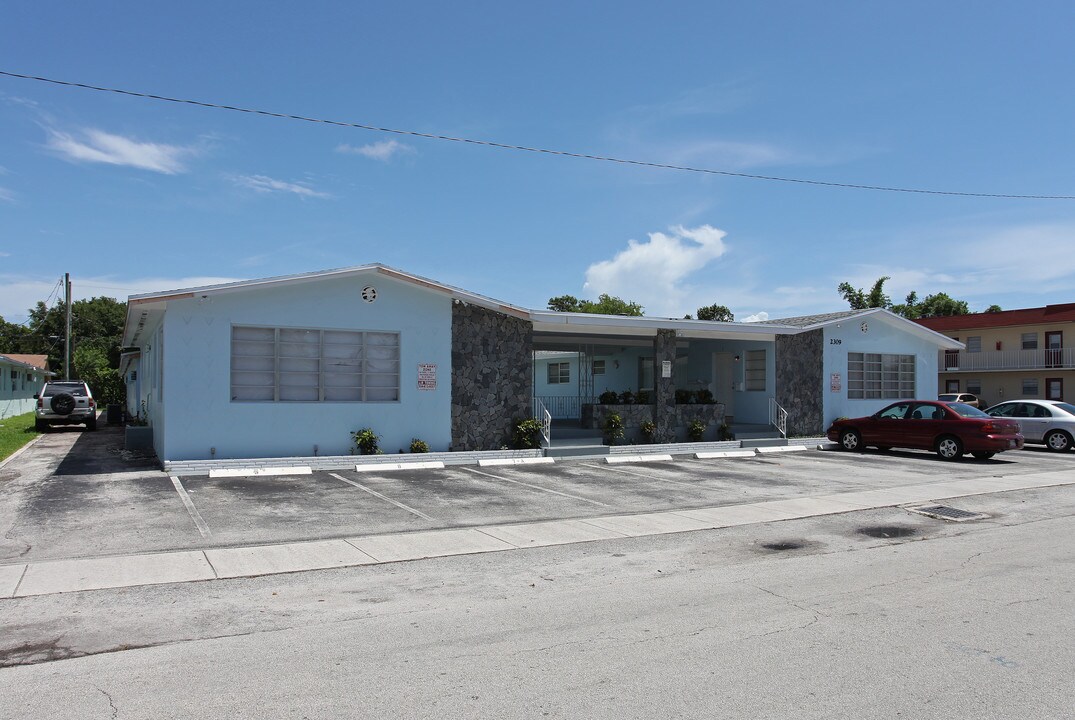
[{"x1": 640, "y1": 420, "x2": 656, "y2": 444}]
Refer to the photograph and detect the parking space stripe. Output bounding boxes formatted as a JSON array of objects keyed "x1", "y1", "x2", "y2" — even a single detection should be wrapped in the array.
[
  {"x1": 579, "y1": 462, "x2": 711, "y2": 490},
  {"x1": 462, "y1": 467, "x2": 611, "y2": 507},
  {"x1": 329, "y1": 473, "x2": 436, "y2": 521},
  {"x1": 170, "y1": 476, "x2": 212, "y2": 538}
]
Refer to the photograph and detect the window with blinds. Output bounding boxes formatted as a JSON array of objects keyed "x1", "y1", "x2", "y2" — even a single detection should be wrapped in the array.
[
  {"x1": 231, "y1": 326, "x2": 400, "y2": 402},
  {"x1": 847, "y1": 352, "x2": 915, "y2": 399},
  {"x1": 745, "y1": 350, "x2": 766, "y2": 391}
]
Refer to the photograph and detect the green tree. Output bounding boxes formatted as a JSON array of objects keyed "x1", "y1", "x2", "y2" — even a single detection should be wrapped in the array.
[
  {"x1": 547, "y1": 295, "x2": 582, "y2": 313},
  {"x1": 24, "y1": 296, "x2": 127, "y2": 371},
  {"x1": 837, "y1": 277, "x2": 892, "y2": 310},
  {"x1": 547, "y1": 293, "x2": 643, "y2": 316},
  {"x1": 696, "y1": 304, "x2": 734, "y2": 322},
  {"x1": 0, "y1": 316, "x2": 31, "y2": 354},
  {"x1": 72, "y1": 344, "x2": 125, "y2": 405},
  {"x1": 985, "y1": 304, "x2": 1003, "y2": 313},
  {"x1": 891, "y1": 290, "x2": 971, "y2": 319}
]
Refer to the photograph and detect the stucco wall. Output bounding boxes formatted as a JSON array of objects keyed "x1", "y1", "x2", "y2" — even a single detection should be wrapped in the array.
[
  {"x1": 451, "y1": 302, "x2": 532, "y2": 450},
  {"x1": 822, "y1": 317, "x2": 942, "y2": 425},
  {"x1": 775, "y1": 330, "x2": 824, "y2": 435},
  {"x1": 157, "y1": 274, "x2": 453, "y2": 461},
  {"x1": 0, "y1": 362, "x2": 44, "y2": 419}
]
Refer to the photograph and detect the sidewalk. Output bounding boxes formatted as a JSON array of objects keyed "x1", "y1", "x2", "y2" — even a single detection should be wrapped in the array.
[{"x1": 3, "y1": 469, "x2": 1072, "y2": 599}]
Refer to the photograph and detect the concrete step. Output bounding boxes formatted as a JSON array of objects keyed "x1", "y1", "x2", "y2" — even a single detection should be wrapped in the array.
[
  {"x1": 740, "y1": 438, "x2": 789, "y2": 448},
  {"x1": 545, "y1": 444, "x2": 610, "y2": 458}
]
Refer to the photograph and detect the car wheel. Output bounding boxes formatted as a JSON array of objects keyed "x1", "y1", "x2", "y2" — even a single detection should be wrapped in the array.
[
  {"x1": 936, "y1": 435, "x2": 964, "y2": 460},
  {"x1": 839, "y1": 429, "x2": 862, "y2": 452},
  {"x1": 1044, "y1": 430, "x2": 1072, "y2": 452},
  {"x1": 972, "y1": 452, "x2": 995, "y2": 460},
  {"x1": 85, "y1": 416, "x2": 97, "y2": 431},
  {"x1": 50, "y1": 393, "x2": 76, "y2": 415},
  {"x1": 34, "y1": 419, "x2": 48, "y2": 432}
]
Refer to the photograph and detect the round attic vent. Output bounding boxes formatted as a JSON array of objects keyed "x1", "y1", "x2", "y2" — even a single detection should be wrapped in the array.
[{"x1": 361, "y1": 286, "x2": 377, "y2": 303}]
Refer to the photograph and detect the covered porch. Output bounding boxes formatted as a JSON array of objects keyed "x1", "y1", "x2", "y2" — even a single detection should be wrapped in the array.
[{"x1": 529, "y1": 312, "x2": 797, "y2": 448}]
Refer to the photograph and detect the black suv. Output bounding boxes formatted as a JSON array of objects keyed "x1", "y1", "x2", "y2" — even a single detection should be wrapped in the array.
[{"x1": 35, "y1": 381, "x2": 97, "y2": 431}]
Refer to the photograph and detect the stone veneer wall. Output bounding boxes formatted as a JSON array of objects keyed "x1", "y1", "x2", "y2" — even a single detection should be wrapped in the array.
[
  {"x1": 776, "y1": 329, "x2": 824, "y2": 436},
  {"x1": 451, "y1": 302, "x2": 533, "y2": 450},
  {"x1": 653, "y1": 329, "x2": 678, "y2": 443}
]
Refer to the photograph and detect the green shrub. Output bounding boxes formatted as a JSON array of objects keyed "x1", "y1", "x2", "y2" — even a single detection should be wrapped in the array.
[
  {"x1": 513, "y1": 418, "x2": 543, "y2": 449},
  {"x1": 603, "y1": 413, "x2": 625, "y2": 445},
  {"x1": 351, "y1": 427, "x2": 381, "y2": 455},
  {"x1": 718, "y1": 423, "x2": 733, "y2": 441},
  {"x1": 599, "y1": 390, "x2": 620, "y2": 404},
  {"x1": 695, "y1": 388, "x2": 715, "y2": 404},
  {"x1": 687, "y1": 419, "x2": 706, "y2": 442},
  {"x1": 639, "y1": 420, "x2": 656, "y2": 443},
  {"x1": 409, "y1": 438, "x2": 430, "y2": 453},
  {"x1": 636, "y1": 390, "x2": 651, "y2": 404},
  {"x1": 618, "y1": 390, "x2": 636, "y2": 405},
  {"x1": 674, "y1": 389, "x2": 691, "y2": 404}
]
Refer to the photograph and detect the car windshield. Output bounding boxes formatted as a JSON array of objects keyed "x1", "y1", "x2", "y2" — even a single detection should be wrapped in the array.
[
  {"x1": 1052, "y1": 402, "x2": 1075, "y2": 416},
  {"x1": 938, "y1": 394, "x2": 958, "y2": 401},
  {"x1": 42, "y1": 383, "x2": 88, "y2": 397},
  {"x1": 947, "y1": 402, "x2": 988, "y2": 418}
]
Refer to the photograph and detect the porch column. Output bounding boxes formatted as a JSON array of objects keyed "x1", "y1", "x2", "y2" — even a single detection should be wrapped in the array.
[{"x1": 654, "y1": 329, "x2": 677, "y2": 443}]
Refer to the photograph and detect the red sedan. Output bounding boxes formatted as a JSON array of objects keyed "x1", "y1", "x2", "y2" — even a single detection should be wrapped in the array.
[{"x1": 827, "y1": 400, "x2": 1024, "y2": 461}]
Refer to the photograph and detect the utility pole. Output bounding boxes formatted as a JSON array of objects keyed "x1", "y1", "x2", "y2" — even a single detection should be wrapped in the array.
[{"x1": 64, "y1": 272, "x2": 72, "y2": 380}]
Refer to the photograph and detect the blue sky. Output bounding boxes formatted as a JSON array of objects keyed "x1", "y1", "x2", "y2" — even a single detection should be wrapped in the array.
[{"x1": 3, "y1": 2, "x2": 1075, "y2": 325}]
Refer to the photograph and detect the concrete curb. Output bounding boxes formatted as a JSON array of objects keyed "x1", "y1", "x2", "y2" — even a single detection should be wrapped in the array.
[{"x1": 0, "y1": 433, "x2": 44, "y2": 472}]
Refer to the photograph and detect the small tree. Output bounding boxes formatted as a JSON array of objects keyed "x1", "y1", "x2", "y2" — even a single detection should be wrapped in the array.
[
  {"x1": 603, "y1": 413, "x2": 625, "y2": 445},
  {"x1": 696, "y1": 304, "x2": 734, "y2": 322}
]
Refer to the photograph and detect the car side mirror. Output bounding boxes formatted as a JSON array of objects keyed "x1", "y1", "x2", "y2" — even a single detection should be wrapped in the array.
[{"x1": 33, "y1": 394, "x2": 39, "y2": 400}]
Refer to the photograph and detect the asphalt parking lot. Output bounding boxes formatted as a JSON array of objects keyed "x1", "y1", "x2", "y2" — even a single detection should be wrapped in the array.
[{"x1": 1, "y1": 423, "x2": 1071, "y2": 567}]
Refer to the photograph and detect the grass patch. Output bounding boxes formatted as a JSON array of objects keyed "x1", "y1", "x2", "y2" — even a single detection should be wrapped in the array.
[{"x1": 0, "y1": 411, "x2": 40, "y2": 463}]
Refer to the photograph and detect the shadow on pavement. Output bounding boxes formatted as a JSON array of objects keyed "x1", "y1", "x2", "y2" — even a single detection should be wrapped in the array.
[{"x1": 49, "y1": 420, "x2": 160, "y2": 475}]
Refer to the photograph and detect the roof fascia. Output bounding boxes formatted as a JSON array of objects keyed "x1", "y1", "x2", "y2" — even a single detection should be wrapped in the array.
[
  {"x1": 798, "y1": 308, "x2": 964, "y2": 349},
  {"x1": 529, "y1": 311, "x2": 795, "y2": 338}
]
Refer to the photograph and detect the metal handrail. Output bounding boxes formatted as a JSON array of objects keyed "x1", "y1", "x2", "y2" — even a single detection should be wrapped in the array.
[
  {"x1": 534, "y1": 397, "x2": 552, "y2": 448},
  {"x1": 769, "y1": 397, "x2": 788, "y2": 438}
]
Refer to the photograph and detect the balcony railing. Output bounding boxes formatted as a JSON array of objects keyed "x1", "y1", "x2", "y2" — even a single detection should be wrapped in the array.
[{"x1": 939, "y1": 347, "x2": 1075, "y2": 372}]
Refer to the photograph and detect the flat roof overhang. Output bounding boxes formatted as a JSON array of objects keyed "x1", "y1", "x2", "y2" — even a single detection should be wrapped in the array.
[{"x1": 531, "y1": 311, "x2": 790, "y2": 343}]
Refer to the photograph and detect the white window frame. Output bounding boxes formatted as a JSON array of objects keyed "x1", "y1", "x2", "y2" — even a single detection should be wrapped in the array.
[
  {"x1": 592, "y1": 359, "x2": 605, "y2": 376},
  {"x1": 966, "y1": 336, "x2": 982, "y2": 353},
  {"x1": 745, "y1": 350, "x2": 766, "y2": 391},
  {"x1": 847, "y1": 352, "x2": 916, "y2": 399},
  {"x1": 231, "y1": 325, "x2": 401, "y2": 403},
  {"x1": 1022, "y1": 379, "x2": 1039, "y2": 396},
  {"x1": 547, "y1": 361, "x2": 570, "y2": 385},
  {"x1": 1021, "y1": 333, "x2": 1038, "y2": 350}
]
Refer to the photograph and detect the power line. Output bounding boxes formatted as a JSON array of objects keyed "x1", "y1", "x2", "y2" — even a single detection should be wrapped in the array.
[{"x1": 3, "y1": 69, "x2": 1074, "y2": 201}]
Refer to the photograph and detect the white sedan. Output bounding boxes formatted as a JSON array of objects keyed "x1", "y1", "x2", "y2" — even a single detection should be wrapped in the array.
[{"x1": 985, "y1": 399, "x2": 1075, "y2": 452}]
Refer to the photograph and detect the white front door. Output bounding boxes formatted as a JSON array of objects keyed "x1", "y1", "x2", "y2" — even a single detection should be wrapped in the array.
[{"x1": 712, "y1": 352, "x2": 736, "y2": 420}]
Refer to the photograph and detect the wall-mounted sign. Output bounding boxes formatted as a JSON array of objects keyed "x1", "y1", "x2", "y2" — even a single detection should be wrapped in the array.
[
  {"x1": 661, "y1": 360, "x2": 672, "y2": 378},
  {"x1": 417, "y1": 363, "x2": 437, "y2": 390},
  {"x1": 830, "y1": 372, "x2": 842, "y2": 392}
]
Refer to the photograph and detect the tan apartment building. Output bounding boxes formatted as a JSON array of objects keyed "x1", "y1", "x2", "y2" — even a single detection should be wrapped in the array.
[{"x1": 915, "y1": 303, "x2": 1075, "y2": 407}]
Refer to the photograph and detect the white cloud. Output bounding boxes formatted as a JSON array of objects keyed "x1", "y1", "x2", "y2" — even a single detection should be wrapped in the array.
[
  {"x1": 233, "y1": 174, "x2": 331, "y2": 198},
  {"x1": 741, "y1": 312, "x2": 769, "y2": 323},
  {"x1": 584, "y1": 224, "x2": 730, "y2": 316},
  {"x1": 0, "y1": 187, "x2": 14, "y2": 203},
  {"x1": 45, "y1": 128, "x2": 193, "y2": 174},
  {"x1": 335, "y1": 139, "x2": 415, "y2": 162}
]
